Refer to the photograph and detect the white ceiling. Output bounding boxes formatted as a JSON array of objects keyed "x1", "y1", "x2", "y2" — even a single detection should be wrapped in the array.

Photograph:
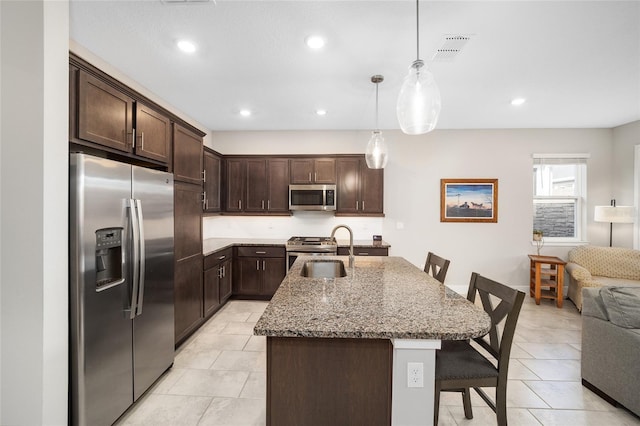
[{"x1": 69, "y1": 0, "x2": 640, "y2": 132}]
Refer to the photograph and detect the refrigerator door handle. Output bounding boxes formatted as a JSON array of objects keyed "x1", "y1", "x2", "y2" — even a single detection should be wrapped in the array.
[
  {"x1": 128, "y1": 198, "x2": 140, "y2": 320},
  {"x1": 135, "y1": 199, "x2": 146, "y2": 316}
]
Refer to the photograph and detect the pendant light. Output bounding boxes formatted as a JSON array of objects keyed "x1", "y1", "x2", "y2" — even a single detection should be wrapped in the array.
[
  {"x1": 366, "y1": 75, "x2": 388, "y2": 169},
  {"x1": 396, "y1": 0, "x2": 441, "y2": 135}
]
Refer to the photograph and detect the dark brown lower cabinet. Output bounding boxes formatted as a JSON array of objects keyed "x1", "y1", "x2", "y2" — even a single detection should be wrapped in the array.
[
  {"x1": 204, "y1": 248, "x2": 233, "y2": 317},
  {"x1": 234, "y1": 246, "x2": 286, "y2": 298},
  {"x1": 174, "y1": 254, "x2": 203, "y2": 344},
  {"x1": 266, "y1": 337, "x2": 392, "y2": 426},
  {"x1": 337, "y1": 247, "x2": 388, "y2": 256}
]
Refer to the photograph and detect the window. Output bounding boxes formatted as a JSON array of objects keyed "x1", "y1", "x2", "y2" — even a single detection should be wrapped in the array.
[{"x1": 533, "y1": 154, "x2": 589, "y2": 243}]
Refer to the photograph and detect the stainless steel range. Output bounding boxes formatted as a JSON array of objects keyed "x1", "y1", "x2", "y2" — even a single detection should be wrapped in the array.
[{"x1": 286, "y1": 236, "x2": 338, "y2": 269}]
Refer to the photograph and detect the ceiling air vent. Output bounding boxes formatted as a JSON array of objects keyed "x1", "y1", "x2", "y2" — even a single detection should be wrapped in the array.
[{"x1": 431, "y1": 35, "x2": 472, "y2": 62}]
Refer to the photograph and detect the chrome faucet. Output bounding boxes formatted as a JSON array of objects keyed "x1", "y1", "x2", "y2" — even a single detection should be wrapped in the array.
[{"x1": 331, "y1": 224, "x2": 354, "y2": 267}]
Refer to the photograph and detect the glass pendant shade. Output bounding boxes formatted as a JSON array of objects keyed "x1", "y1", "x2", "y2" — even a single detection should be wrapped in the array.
[
  {"x1": 365, "y1": 130, "x2": 388, "y2": 169},
  {"x1": 397, "y1": 60, "x2": 441, "y2": 135}
]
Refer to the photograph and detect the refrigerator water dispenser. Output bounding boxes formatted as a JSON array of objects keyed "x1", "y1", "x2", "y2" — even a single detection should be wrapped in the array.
[{"x1": 95, "y1": 228, "x2": 124, "y2": 290}]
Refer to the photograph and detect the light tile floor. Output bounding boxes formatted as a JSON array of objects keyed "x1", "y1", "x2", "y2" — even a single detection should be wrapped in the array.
[{"x1": 115, "y1": 297, "x2": 640, "y2": 425}]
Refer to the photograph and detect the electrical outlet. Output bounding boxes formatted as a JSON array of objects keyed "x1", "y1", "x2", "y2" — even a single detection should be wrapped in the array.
[{"x1": 407, "y1": 362, "x2": 424, "y2": 388}]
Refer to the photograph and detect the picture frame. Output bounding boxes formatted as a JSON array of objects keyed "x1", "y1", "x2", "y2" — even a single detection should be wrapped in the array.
[{"x1": 440, "y1": 178, "x2": 498, "y2": 223}]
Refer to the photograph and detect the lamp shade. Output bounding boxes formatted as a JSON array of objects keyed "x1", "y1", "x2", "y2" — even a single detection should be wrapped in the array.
[
  {"x1": 365, "y1": 131, "x2": 388, "y2": 169},
  {"x1": 396, "y1": 60, "x2": 441, "y2": 135},
  {"x1": 594, "y1": 205, "x2": 635, "y2": 223}
]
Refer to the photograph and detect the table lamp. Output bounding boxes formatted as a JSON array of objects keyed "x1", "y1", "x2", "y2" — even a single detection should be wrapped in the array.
[{"x1": 594, "y1": 199, "x2": 635, "y2": 247}]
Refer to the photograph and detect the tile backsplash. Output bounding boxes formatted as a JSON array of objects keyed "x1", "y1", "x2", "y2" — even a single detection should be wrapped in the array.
[{"x1": 203, "y1": 212, "x2": 383, "y2": 241}]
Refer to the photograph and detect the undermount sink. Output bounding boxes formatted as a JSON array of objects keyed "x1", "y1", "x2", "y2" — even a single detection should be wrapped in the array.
[{"x1": 300, "y1": 259, "x2": 347, "y2": 278}]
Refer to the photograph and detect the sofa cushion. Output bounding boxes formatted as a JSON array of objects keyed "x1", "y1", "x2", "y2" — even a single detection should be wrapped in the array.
[
  {"x1": 592, "y1": 276, "x2": 640, "y2": 288},
  {"x1": 599, "y1": 287, "x2": 640, "y2": 329},
  {"x1": 568, "y1": 246, "x2": 640, "y2": 280}
]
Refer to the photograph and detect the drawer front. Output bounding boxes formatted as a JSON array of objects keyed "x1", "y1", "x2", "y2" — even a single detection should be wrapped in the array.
[
  {"x1": 337, "y1": 247, "x2": 388, "y2": 256},
  {"x1": 236, "y1": 246, "x2": 285, "y2": 258},
  {"x1": 204, "y1": 247, "x2": 233, "y2": 269}
]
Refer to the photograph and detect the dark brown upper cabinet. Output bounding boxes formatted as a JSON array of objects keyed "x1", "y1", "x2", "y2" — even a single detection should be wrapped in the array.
[
  {"x1": 336, "y1": 156, "x2": 384, "y2": 216},
  {"x1": 135, "y1": 102, "x2": 172, "y2": 164},
  {"x1": 226, "y1": 157, "x2": 290, "y2": 214},
  {"x1": 203, "y1": 148, "x2": 222, "y2": 213},
  {"x1": 173, "y1": 124, "x2": 203, "y2": 185},
  {"x1": 290, "y1": 158, "x2": 336, "y2": 184},
  {"x1": 77, "y1": 70, "x2": 134, "y2": 153}
]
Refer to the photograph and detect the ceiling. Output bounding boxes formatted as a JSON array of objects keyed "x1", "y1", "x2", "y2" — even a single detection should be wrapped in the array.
[{"x1": 69, "y1": 1, "x2": 640, "y2": 132}]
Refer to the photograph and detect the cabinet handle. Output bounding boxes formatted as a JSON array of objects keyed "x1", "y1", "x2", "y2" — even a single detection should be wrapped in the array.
[
  {"x1": 255, "y1": 251, "x2": 267, "y2": 254},
  {"x1": 140, "y1": 131, "x2": 144, "y2": 150},
  {"x1": 314, "y1": 172, "x2": 317, "y2": 181},
  {"x1": 202, "y1": 192, "x2": 207, "y2": 210},
  {"x1": 261, "y1": 200, "x2": 265, "y2": 210},
  {"x1": 202, "y1": 169, "x2": 206, "y2": 183},
  {"x1": 131, "y1": 129, "x2": 136, "y2": 148},
  {"x1": 358, "y1": 252, "x2": 369, "y2": 256},
  {"x1": 239, "y1": 200, "x2": 242, "y2": 210},
  {"x1": 309, "y1": 172, "x2": 312, "y2": 182},
  {"x1": 267, "y1": 200, "x2": 271, "y2": 210},
  {"x1": 218, "y1": 255, "x2": 226, "y2": 260},
  {"x1": 223, "y1": 265, "x2": 226, "y2": 277},
  {"x1": 356, "y1": 201, "x2": 359, "y2": 210},
  {"x1": 256, "y1": 260, "x2": 260, "y2": 270},
  {"x1": 362, "y1": 201, "x2": 365, "y2": 211},
  {"x1": 263, "y1": 260, "x2": 266, "y2": 270},
  {"x1": 218, "y1": 268, "x2": 223, "y2": 279}
]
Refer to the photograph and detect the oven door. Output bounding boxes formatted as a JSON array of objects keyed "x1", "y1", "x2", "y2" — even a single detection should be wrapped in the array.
[{"x1": 286, "y1": 251, "x2": 335, "y2": 270}]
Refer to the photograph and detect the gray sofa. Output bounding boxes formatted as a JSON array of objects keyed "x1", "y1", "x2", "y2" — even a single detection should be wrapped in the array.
[{"x1": 581, "y1": 286, "x2": 640, "y2": 417}]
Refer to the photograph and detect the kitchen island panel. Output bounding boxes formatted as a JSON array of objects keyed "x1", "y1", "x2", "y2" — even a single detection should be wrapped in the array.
[{"x1": 267, "y1": 336, "x2": 392, "y2": 426}]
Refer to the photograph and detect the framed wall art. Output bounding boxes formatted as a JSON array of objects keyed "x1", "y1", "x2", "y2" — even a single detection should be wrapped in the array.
[{"x1": 440, "y1": 178, "x2": 498, "y2": 223}]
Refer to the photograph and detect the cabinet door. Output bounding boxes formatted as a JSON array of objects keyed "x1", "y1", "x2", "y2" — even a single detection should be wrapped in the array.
[
  {"x1": 336, "y1": 158, "x2": 360, "y2": 214},
  {"x1": 235, "y1": 258, "x2": 263, "y2": 295},
  {"x1": 360, "y1": 164, "x2": 384, "y2": 214},
  {"x1": 135, "y1": 102, "x2": 171, "y2": 164},
  {"x1": 262, "y1": 257, "x2": 287, "y2": 297},
  {"x1": 226, "y1": 158, "x2": 245, "y2": 212},
  {"x1": 246, "y1": 159, "x2": 268, "y2": 212},
  {"x1": 175, "y1": 254, "x2": 203, "y2": 344},
  {"x1": 174, "y1": 182, "x2": 203, "y2": 261},
  {"x1": 219, "y1": 259, "x2": 233, "y2": 302},
  {"x1": 78, "y1": 70, "x2": 133, "y2": 152},
  {"x1": 290, "y1": 159, "x2": 314, "y2": 184},
  {"x1": 203, "y1": 150, "x2": 221, "y2": 212},
  {"x1": 173, "y1": 124, "x2": 203, "y2": 185},
  {"x1": 314, "y1": 159, "x2": 336, "y2": 183},
  {"x1": 268, "y1": 158, "x2": 290, "y2": 212},
  {"x1": 203, "y1": 267, "x2": 221, "y2": 317}
]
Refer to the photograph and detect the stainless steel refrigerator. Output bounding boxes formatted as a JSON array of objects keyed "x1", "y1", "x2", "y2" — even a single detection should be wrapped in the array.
[{"x1": 69, "y1": 153, "x2": 175, "y2": 426}]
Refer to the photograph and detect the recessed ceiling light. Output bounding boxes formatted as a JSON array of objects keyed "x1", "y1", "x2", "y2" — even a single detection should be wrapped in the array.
[
  {"x1": 177, "y1": 40, "x2": 197, "y2": 53},
  {"x1": 239, "y1": 109, "x2": 252, "y2": 117},
  {"x1": 511, "y1": 98, "x2": 526, "y2": 106},
  {"x1": 316, "y1": 109, "x2": 327, "y2": 116},
  {"x1": 305, "y1": 35, "x2": 326, "y2": 49}
]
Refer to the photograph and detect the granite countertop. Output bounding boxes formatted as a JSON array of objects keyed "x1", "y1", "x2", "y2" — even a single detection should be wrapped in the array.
[
  {"x1": 203, "y1": 237, "x2": 390, "y2": 256},
  {"x1": 254, "y1": 256, "x2": 491, "y2": 340},
  {"x1": 203, "y1": 238, "x2": 286, "y2": 256},
  {"x1": 336, "y1": 239, "x2": 391, "y2": 248}
]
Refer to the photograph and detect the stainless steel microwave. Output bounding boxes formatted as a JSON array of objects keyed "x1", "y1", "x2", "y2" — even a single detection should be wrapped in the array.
[{"x1": 289, "y1": 184, "x2": 336, "y2": 211}]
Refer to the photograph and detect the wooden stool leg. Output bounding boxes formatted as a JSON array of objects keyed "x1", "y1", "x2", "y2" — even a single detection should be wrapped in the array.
[{"x1": 534, "y1": 263, "x2": 541, "y2": 305}]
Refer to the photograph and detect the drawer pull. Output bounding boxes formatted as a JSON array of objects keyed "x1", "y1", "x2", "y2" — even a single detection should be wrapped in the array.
[
  {"x1": 358, "y1": 252, "x2": 369, "y2": 255},
  {"x1": 218, "y1": 255, "x2": 226, "y2": 260},
  {"x1": 256, "y1": 251, "x2": 267, "y2": 254}
]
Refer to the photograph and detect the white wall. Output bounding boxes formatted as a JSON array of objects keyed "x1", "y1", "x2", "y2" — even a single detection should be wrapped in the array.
[
  {"x1": 1, "y1": 1, "x2": 69, "y2": 425},
  {"x1": 612, "y1": 120, "x2": 640, "y2": 248},
  {"x1": 208, "y1": 128, "x2": 615, "y2": 290}
]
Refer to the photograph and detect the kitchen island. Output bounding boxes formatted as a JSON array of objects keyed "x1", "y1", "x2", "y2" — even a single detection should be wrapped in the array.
[{"x1": 254, "y1": 256, "x2": 491, "y2": 426}]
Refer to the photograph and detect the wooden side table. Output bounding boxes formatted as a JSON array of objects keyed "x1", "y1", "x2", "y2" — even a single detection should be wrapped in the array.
[{"x1": 528, "y1": 255, "x2": 566, "y2": 308}]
